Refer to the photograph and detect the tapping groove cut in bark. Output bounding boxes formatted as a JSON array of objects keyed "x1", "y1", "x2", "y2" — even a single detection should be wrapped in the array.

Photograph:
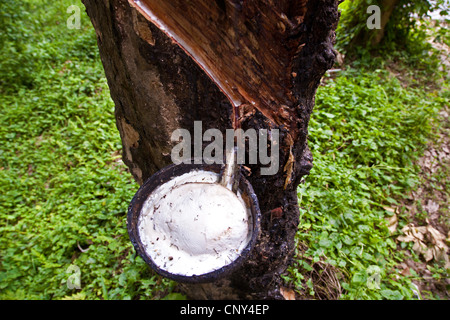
[{"x1": 129, "y1": 0, "x2": 307, "y2": 138}]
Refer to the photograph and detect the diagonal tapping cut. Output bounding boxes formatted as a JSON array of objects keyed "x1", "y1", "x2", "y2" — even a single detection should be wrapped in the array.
[{"x1": 129, "y1": 0, "x2": 308, "y2": 138}]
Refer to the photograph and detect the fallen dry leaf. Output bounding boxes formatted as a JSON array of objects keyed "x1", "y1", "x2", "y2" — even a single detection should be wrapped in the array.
[
  {"x1": 397, "y1": 224, "x2": 426, "y2": 243},
  {"x1": 423, "y1": 200, "x2": 439, "y2": 215},
  {"x1": 413, "y1": 241, "x2": 433, "y2": 262},
  {"x1": 280, "y1": 287, "x2": 296, "y2": 300},
  {"x1": 397, "y1": 222, "x2": 449, "y2": 266},
  {"x1": 400, "y1": 266, "x2": 411, "y2": 276},
  {"x1": 383, "y1": 206, "x2": 396, "y2": 214},
  {"x1": 385, "y1": 213, "x2": 398, "y2": 234},
  {"x1": 426, "y1": 223, "x2": 446, "y2": 247}
]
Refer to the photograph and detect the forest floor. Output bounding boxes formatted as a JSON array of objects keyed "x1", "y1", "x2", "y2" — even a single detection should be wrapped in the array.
[
  {"x1": 394, "y1": 29, "x2": 449, "y2": 300},
  {"x1": 395, "y1": 102, "x2": 449, "y2": 300}
]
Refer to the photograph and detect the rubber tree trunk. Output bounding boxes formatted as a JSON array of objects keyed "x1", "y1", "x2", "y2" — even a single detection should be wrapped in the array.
[
  {"x1": 370, "y1": 0, "x2": 400, "y2": 46},
  {"x1": 82, "y1": 0, "x2": 339, "y2": 300}
]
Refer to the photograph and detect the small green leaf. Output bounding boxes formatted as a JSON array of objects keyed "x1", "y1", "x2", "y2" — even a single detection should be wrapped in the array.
[
  {"x1": 319, "y1": 238, "x2": 333, "y2": 248},
  {"x1": 351, "y1": 271, "x2": 367, "y2": 286},
  {"x1": 380, "y1": 289, "x2": 404, "y2": 300},
  {"x1": 162, "y1": 293, "x2": 187, "y2": 300}
]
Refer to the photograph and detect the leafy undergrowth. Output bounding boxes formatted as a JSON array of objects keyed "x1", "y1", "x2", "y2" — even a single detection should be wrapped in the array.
[
  {"x1": 282, "y1": 61, "x2": 449, "y2": 299},
  {"x1": 0, "y1": 0, "x2": 176, "y2": 300}
]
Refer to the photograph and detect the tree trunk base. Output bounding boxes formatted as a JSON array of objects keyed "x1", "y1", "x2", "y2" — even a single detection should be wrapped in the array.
[{"x1": 82, "y1": 0, "x2": 340, "y2": 299}]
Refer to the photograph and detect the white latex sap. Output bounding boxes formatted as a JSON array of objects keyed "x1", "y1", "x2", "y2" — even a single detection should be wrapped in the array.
[{"x1": 138, "y1": 170, "x2": 251, "y2": 276}]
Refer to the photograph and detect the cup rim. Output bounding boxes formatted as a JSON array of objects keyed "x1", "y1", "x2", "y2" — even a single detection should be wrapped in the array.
[{"x1": 127, "y1": 162, "x2": 261, "y2": 283}]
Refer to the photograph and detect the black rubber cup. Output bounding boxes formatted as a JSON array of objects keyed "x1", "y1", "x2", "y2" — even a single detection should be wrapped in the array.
[{"x1": 127, "y1": 163, "x2": 261, "y2": 284}]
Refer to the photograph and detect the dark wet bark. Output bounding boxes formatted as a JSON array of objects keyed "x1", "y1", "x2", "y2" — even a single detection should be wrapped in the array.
[{"x1": 82, "y1": 0, "x2": 339, "y2": 299}]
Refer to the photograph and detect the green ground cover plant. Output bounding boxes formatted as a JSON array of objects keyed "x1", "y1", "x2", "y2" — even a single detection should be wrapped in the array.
[
  {"x1": 284, "y1": 67, "x2": 448, "y2": 299},
  {"x1": 0, "y1": 0, "x2": 175, "y2": 300},
  {"x1": 0, "y1": 0, "x2": 448, "y2": 299}
]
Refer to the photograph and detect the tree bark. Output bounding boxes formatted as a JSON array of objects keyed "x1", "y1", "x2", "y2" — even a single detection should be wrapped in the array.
[
  {"x1": 82, "y1": 0, "x2": 339, "y2": 299},
  {"x1": 370, "y1": 0, "x2": 400, "y2": 46}
]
